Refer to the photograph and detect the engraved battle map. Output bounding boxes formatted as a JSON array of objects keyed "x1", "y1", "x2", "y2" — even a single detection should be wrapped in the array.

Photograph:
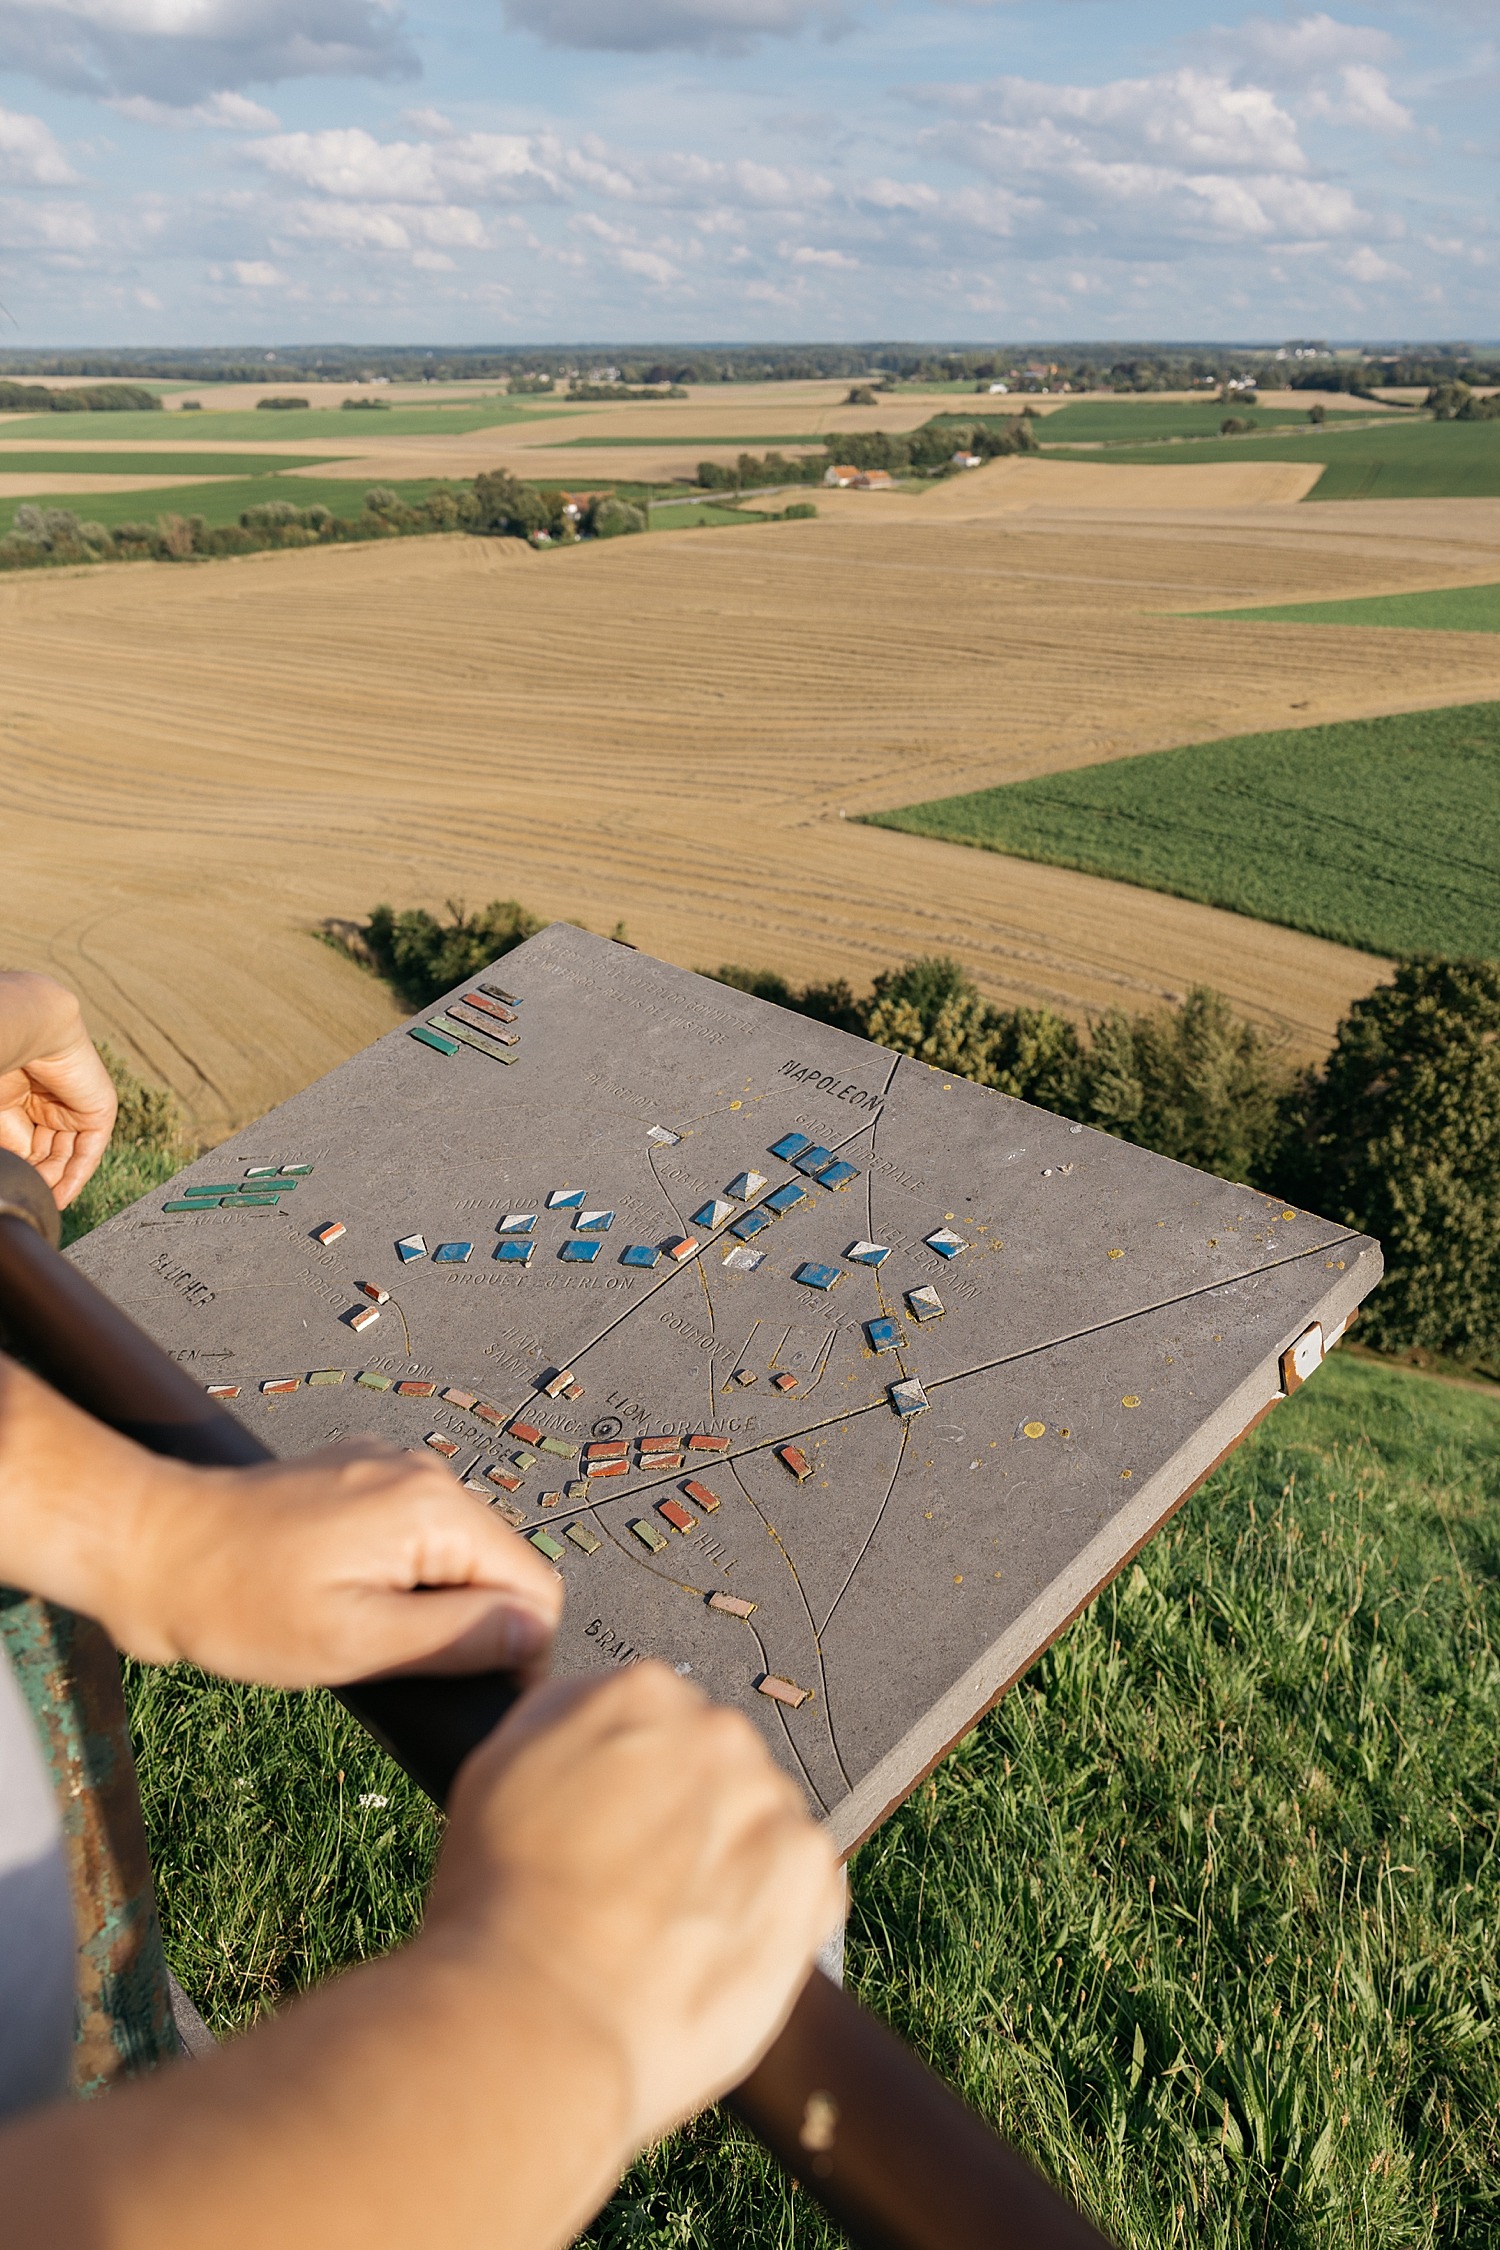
[{"x1": 71, "y1": 926, "x2": 1381, "y2": 1852}]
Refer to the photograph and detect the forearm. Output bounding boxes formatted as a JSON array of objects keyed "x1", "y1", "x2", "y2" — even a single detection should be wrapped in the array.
[
  {"x1": 0, "y1": 1935, "x2": 633, "y2": 2250},
  {"x1": 0, "y1": 1353, "x2": 182, "y2": 1634}
]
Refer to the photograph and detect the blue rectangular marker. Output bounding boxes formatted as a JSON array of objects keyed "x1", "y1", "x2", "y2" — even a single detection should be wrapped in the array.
[
  {"x1": 765, "y1": 1182, "x2": 810, "y2": 1214},
  {"x1": 815, "y1": 1160, "x2": 860, "y2": 1190},
  {"x1": 621, "y1": 1244, "x2": 661, "y2": 1268},
  {"x1": 769, "y1": 1133, "x2": 812, "y2": 1161},
  {"x1": 795, "y1": 1263, "x2": 841, "y2": 1292},
  {"x1": 560, "y1": 1238, "x2": 602, "y2": 1263},
  {"x1": 866, "y1": 1319, "x2": 903, "y2": 1353},
  {"x1": 792, "y1": 1146, "x2": 835, "y2": 1177},
  {"x1": 494, "y1": 1240, "x2": 534, "y2": 1264},
  {"x1": 433, "y1": 1241, "x2": 474, "y2": 1263},
  {"x1": 730, "y1": 1209, "x2": 772, "y2": 1240}
]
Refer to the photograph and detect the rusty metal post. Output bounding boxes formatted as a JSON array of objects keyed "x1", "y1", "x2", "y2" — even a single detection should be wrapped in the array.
[
  {"x1": 0, "y1": 1150, "x2": 177, "y2": 2093},
  {"x1": 0, "y1": 1592, "x2": 177, "y2": 2092}
]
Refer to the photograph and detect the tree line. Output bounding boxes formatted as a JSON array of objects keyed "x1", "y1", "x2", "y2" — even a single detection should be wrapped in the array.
[{"x1": 694, "y1": 414, "x2": 1040, "y2": 491}]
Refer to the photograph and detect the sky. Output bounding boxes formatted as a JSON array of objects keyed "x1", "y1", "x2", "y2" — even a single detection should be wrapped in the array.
[{"x1": 0, "y1": 0, "x2": 1494, "y2": 345}]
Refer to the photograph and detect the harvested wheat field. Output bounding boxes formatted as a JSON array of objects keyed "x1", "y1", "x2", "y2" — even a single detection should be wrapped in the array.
[{"x1": 8, "y1": 490, "x2": 1500, "y2": 1140}]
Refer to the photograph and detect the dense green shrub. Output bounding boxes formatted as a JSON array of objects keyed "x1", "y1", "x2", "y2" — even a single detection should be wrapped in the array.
[
  {"x1": 256, "y1": 395, "x2": 309, "y2": 411},
  {"x1": 0, "y1": 379, "x2": 159, "y2": 412},
  {"x1": 1279, "y1": 959, "x2": 1500, "y2": 1363},
  {"x1": 590, "y1": 498, "x2": 646, "y2": 538},
  {"x1": 360, "y1": 899, "x2": 545, "y2": 1010}
]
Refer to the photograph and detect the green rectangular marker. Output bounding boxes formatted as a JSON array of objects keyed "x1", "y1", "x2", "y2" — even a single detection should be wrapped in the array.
[
  {"x1": 163, "y1": 1198, "x2": 222, "y2": 1211},
  {"x1": 356, "y1": 1371, "x2": 392, "y2": 1391},
  {"x1": 540, "y1": 1436, "x2": 577, "y2": 1460},
  {"x1": 630, "y1": 1519, "x2": 669, "y2": 1554},
  {"x1": 307, "y1": 1370, "x2": 346, "y2": 1386},
  {"x1": 409, "y1": 1024, "x2": 459, "y2": 1056},
  {"x1": 565, "y1": 1522, "x2": 602, "y2": 1555},
  {"x1": 529, "y1": 1530, "x2": 567, "y2": 1563},
  {"x1": 234, "y1": 1194, "x2": 282, "y2": 1207},
  {"x1": 281, "y1": 1165, "x2": 314, "y2": 1176}
]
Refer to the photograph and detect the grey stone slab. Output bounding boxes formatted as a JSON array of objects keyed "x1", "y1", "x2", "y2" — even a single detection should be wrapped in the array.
[{"x1": 70, "y1": 925, "x2": 1380, "y2": 1853}]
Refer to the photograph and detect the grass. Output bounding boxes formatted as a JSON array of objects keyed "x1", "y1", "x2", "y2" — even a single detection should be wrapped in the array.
[
  {"x1": 1028, "y1": 401, "x2": 1334, "y2": 444},
  {"x1": 865, "y1": 701, "x2": 1500, "y2": 961},
  {"x1": 0, "y1": 451, "x2": 337, "y2": 478},
  {"x1": 1042, "y1": 417, "x2": 1500, "y2": 502},
  {"x1": 0, "y1": 401, "x2": 574, "y2": 444},
  {"x1": 114, "y1": 1348, "x2": 1500, "y2": 2249},
  {"x1": 0, "y1": 475, "x2": 463, "y2": 536},
  {"x1": 649, "y1": 499, "x2": 767, "y2": 528},
  {"x1": 1198, "y1": 584, "x2": 1500, "y2": 635}
]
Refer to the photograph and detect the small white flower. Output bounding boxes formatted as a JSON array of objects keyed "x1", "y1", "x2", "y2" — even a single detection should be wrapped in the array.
[{"x1": 358, "y1": 1793, "x2": 389, "y2": 1809}]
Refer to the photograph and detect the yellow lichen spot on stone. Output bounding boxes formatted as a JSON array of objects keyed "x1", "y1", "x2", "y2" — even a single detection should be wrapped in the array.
[
  {"x1": 1122, "y1": 1395, "x2": 1141, "y2": 1409},
  {"x1": 730, "y1": 1101, "x2": 742, "y2": 1110},
  {"x1": 1108, "y1": 1248, "x2": 1125, "y2": 1260},
  {"x1": 1282, "y1": 1210, "x2": 1296, "y2": 1221},
  {"x1": 953, "y1": 1576, "x2": 963, "y2": 1585},
  {"x1": 1121, "y1": 1469, "x2": 1133, "y2": 1480},
  {"x1": 1022, "y1": 1420, "x2": 1046, "y2": 1439}
]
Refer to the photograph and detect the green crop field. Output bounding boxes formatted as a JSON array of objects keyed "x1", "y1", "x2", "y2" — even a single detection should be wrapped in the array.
[
  {"x1": 866, "y1": 701, "x2": 1500, "y2": 961},
  {"x1": 1043, "y1": 416, "x2": 1500, "y2": 501},
  {"x1": 0, "y1": 450, "x2": 336, "y2": 477},
  {"x1": 1199, "y1": 583, "x2": 1500, "y2": 634},
  {"x1": 0, "y1": 400, "x2": 573, "y2": 444},
  {"x1": 0, "y1": 475, "x2": 461, "y2": 536},
  {"x1": 1029, "y1": 400, "x2": 1341, "y2": 443}
]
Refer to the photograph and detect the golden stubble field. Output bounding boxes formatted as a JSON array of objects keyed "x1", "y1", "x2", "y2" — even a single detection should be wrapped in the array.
[{"x1": 7, "y1": 479, "x2": 1500, "y2": 1142}]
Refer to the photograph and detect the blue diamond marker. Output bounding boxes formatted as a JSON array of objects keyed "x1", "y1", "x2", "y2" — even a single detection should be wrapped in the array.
[
  {"x1": 770, "y1": 1133, "x2": 812, "y2": 1162},
  {"x1": 548, "y1": 1188, "x2": 587, "y2": 1209},
  {"x1": 847, "y1": 1241, "x2": 890, "y2": 1266},
  {"x1": 575, "y1": 1209, "x2": 614, "y2": 1232},
  {"x1": 494, "y1": 1240, "x2": 534, "y2": 1264},
  {"x1": 867, "y1": 1319, "x2": 903, "y2": 1353},
  {"x1": 691, "y1": 1199, "x2": 736, "y2": 1229},
  {"x1": 396, "y1": 1234, "x2": 427, "y2": 1262},
  {"x1": 433, "y1": 1241, "x2": 473, "y2": 1263},
  {"x1": 926, "y1": 1229, "x2": 967, "y2": 1259},
  {"x1": 621, "y1": 1244, "x2": 661, "y2": 1268},
  {"x1": 794, "y1": 1263, "x2": 840, "y2": 1292},
  {"x1": 890, "y1": 1378, "x2": 930, "y2": 1418},
  {"x1": 560, "y1": 1238, "x2": 602, "y2": 1263}
]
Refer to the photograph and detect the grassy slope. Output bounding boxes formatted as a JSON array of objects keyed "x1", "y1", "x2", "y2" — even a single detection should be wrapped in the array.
[
  {"x1": 62, "y1": 1129, "x2": 1500, "y2": 2244},
  {"x1": 118, "y1": 1347, "x2": 1500, "y2": 2250},
  {"x1": 1042, "y1": 418, "x2": 1500, "y2": 501},
  {"x1": 1201, "y1": 584, "x2": 1500, "y2": 634},
  {"x1": 0, "y1": 401, "x2": 573, "y2": 443},
  {"x1": 865, "y1": 702, "x2": 1500, "y2": 961}
]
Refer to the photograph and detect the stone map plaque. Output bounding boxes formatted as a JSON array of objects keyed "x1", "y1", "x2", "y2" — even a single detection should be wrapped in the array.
[{"x1": 71, "y1": 926, "x2": 1380, "y2": 1852}]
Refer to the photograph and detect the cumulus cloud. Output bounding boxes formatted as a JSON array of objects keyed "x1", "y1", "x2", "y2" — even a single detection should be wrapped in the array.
[
  {"x1": 110, "y1": 87, "x2": 278, "y2": 126},
  {"x1": 907, "y1": 67, "x2": 1373, "y2": 250},
  {"x1": 251, "y1": 125, "x2": 565, "y2": 203},
  {"x1": 0, "y1": 0, "x2": 414, "y2": 105},
  {"x1": 0, "y1": 100, "x2": 76, "y2": 182},
  {"x1": 501, "y1": 0, "x2": 845, "y2": 55},
  {"x1": 0, "y1": 193, "x2": 97, "y2": 248},
  {"x1": 230, "y1": 256, "x2": 280, "y2": 284},
  {"x1": 1205, "y1": 15, "x2": 1412, "y2": 133}
]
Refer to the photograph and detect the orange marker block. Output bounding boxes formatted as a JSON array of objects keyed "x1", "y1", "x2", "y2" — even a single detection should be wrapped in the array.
[
  {"x1": 777, "y1": 1445, "x2": 813, "y2": 1483},
  {"x1": 758, "y1": 1674, "x2": 810, "y2": 1708},
  {"x1": 683, "y1": 1480, "x2": 721, "y2": 1514}
]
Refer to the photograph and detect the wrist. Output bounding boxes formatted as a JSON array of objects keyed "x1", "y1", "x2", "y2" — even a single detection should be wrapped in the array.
[{"x1": 0, "y1": 972, "x2": 83, "y2": 1077}]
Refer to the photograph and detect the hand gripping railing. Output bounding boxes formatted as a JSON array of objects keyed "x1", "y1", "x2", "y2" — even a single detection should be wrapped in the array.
[{"x1": 0, "y1": 1150, "x2": 1109, "y2": 2250}]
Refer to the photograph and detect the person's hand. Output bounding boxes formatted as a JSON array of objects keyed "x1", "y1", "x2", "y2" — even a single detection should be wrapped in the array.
[
  {"x1": 426, "y1": 1663, "x2": 844, "y2": 2150},
  {"x1": 111, "y1": 1438, "x2": 564, "y2": 1687},
  {"x1": 0, "y1": 971, "x2": 117, "y2": 1208}
]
